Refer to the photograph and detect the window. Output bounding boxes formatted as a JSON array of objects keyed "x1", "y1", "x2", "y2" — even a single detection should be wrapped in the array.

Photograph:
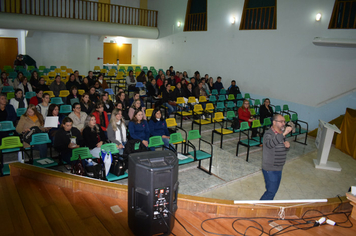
[
  {"x1": 329, "y1": 0, "x2": 356, "y2": 29},
  {"x1": 184, "y1": 0, "x2": 207, "y2": 31},
  {"x1": 240, "y1": 0, "x2": 277, "y2": 30}
]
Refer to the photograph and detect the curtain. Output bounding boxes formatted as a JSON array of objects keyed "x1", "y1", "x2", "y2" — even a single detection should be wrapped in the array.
[{"x1": 335, "y1": 108, "x2": 356, "y2": 159}]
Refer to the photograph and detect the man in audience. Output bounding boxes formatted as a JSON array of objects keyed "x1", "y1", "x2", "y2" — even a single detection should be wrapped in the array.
[
  {"x1": 190, "y1": 77, "x2": 197, "y2": 91},
  {"x1": 0, "y1": 93, "x2": 17, "y2": 143},
  {"x1": 214, "y1": 76, "x2": 224, "y2": 93},
  {"x1": 36, "y1": 93, "x2": 50, "y2": 119},
  {"x1": 29, "y1": 89, "x2": 43, "y2": 106},
  {"x1": 74, "y1": 70, "x2": 82, "y2": 84},
  {"x1": 14, "y1": 54, "x2": 26, "y2": 69},
  {"x1": 260, "y1": 114, "x2": 292, "y2": 200},
  {"x1": 194, "y1": 71, "x2": 201, "y2": 83},
  {"x1": 227, "y1": 80, "x2": 241, "y2": 97},
  {"x1": 49, "y1": 75, "x2": 66, "y2": 97},
  {"x1": 169, "y1": 66, "x2": 175, "y2": 76},
  {"x1": 194, "y1": 81, "x2": 208, "y2": 109},
  {"x1": 86, "y1": 71, "x2": 97, "y2": 86}
]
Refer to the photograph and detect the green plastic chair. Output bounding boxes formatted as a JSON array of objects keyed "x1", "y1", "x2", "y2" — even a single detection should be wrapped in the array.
[
  {"x1": 169, "y1": 133, "x2": 193, "y2": 165},
  {"x1": 0, "y1": 136, "x2": 24, "y2": 176},
  {"x1": 50, "y1": 65, "x2": 57, "y2": 70},
  {"x1": 27, "y1": 66, "x2": 35, "y2": 71},
  {"x1": 262, "y1": 117, "x2": 272, "y2": 127},
  {"x1": 101, "y1": 143, "x2": 120, "y2": 154},
  {"x1": 51, "y1": 97, "x2": 64, "y2": 105},
  {"x1": 291, "y1": 113, "x2": 309, "y2": 145},
  {"x1": 211, "y1": 89, "x2": 218, "y2": 96},
  {"x1": 254, "y1": 99, "x2": 261, "y2": 106},
  {"x1": 6, "y1": 92, "x2": 15, "y2": 100},
  {"x1": 59, "y1": 105, "x2": 72, "y2": 114},
  {"x1": 30, "y1": 133, "x2": 57, "y2": 168},
  {"x1": 25, "y1": 91, "x2": 36, "y2": 99},
  {"x1": 226, "y1": 101, "x2": 235, "y2": 111},
  {"x1": 244, "y1": 93, "x2": 251, "y2": 99},
  {"x1": 236, "y1": 121, "x2": 262, "y2": 162},
  {"x1": 219, "y1": 89, "x2": 227, "y2": 95},
  {"x1": 236, "y1": 94, "x2": 243, "y2": 100},
  {"x1": 274, "y1": 105, "x2": 281, "y2": 113},
  {"x1": 228, "y1": 94, "x2": 235, "y2": 101},
  {"x1": 0, "y1": 121, "x2": 16, "y2": 132},
  {"x1": 16, "y1": 108, "x2": 27, "y2": 117},
  {"x1": 70, "y1": 147, "x2": 93, "y2": 161},
  {"x1": 218, "y1": 95, "x2": 226, "y2": 102},
  {"x1": 38, "y1": 66, "x2": 46, "y2": 71},
  {"x1": 148, "y1": 136, "x2": 165, "y2": 149},
  {"x1": 208, "y1": 95, "x2": 217, "y2": 104},
  {"x1": 1, "y1": 86, "x2": 14, "y2": 93},
  {"x1": 236, "y1": 100, "x2": 243, "y2": 108},
  {"x1": 186, "y1": 130, "x2": 213, "y2": 175},
  {"x1": 215, "y1": 102, "x2": 225, "y2": 112}
]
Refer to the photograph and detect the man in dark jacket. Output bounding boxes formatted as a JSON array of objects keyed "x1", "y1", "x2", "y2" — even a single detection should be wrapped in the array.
[
  {"x1": 227, "y1": 80, "x2": 241, "y2": 97},
  {"x1": 213, "y1": 76, "x2": 224, "y2": 93}
]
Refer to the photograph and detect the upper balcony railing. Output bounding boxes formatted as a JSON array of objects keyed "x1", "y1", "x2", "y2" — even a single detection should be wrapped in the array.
[{"x1": 0, "y1": 0, "x2": 158, "y2": 27}]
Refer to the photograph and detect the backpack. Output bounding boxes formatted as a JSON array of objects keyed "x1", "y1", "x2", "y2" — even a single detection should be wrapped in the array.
[
  {"x1": 231, "y1": 117, "x2": 241, "y2": 130},
  {"x1": 71, "y1": 155, "x2": 85, "y2": 176}
]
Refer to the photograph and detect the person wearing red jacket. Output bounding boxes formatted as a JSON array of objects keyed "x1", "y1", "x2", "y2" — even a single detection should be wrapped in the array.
[
  {"x1": 238, "y1": 99, "x2": 258, "y2": 137},
  {"x1": 29, "y1": 89, "x2": 43, "y2": 106},
  {"x1": 92, "y1": 101, "x2": 109, "y2": 131}
]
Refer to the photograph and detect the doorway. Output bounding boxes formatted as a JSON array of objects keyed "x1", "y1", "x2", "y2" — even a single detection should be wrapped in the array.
[
  {"x1": 103, "y1": 43, "x2": 132, "y2": 64},
  {"x1": 0, "y1": 38, "x2": 18, "y2": 69}
]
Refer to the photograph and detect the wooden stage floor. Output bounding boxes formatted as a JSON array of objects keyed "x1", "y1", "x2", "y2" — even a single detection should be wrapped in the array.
[{"x1": 1, "y1": 163, "x2": 355, "y2": 236}]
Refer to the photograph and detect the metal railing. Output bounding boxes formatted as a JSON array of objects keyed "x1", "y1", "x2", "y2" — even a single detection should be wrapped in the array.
[
  {"x1": 184, "y1": 12, "x2": 207, "y2": 31},
  {"x1": 0, "y1": 0, "x2": 158, "y2": 27},
  {"x1": 329, "y1": 0, "x2": 356, "y2": 29},
  {"x1": 241, "y1": 6, "x2": 276, "y2": 30}
]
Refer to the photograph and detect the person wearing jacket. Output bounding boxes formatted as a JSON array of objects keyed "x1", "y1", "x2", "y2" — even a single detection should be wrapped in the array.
[
  {"x1": 68, "y1": 103, "x2": 88, "y2": 132},
  {"x1": 49, "y1": 75, "x2": 66, "y2": 97},
  {"x1": 9, "y1": 89, "x2": 28, "y2": 110},
  {"x1": 82, "y1": 114, "x2": 107, "y2": 158},
  {"x1": 128, "y1": 110, "x2": 150, "y2": 148},
  {"x1": 148, "y1": 109, "x2": 175, "y2": 151},
  {"x1": 107, "y1": 108, "x2": 127, "y2": 155},
  {"x1": 92, "y1": 101, "x2": 109, "y2": 131}
]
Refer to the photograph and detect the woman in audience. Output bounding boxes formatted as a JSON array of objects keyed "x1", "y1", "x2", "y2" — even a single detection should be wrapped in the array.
[
  {"x1": 128, "y1": 99, "x2": 146, "y2": 120},
  {"x1": 47, "y1": 104, "x2": 65, "y2": 142},
  {"x1": 208, "y1": 77, "x2": 214, "y2": 93},
  {"x1": 238, "y1": 100, "x2": 257, "y2": 137},
  {"x1": 259, "y1": 98, "x2": 274, "y2": 136},
  {"x1": 80, "y1": 77, "x2": 90, "y2": 92},
  {"x1": 165, "y1": 70, "x2": 171, "y2": 80},
  {"x1": 181, "y1": 78, "x2": 187, "y2": 90},
  {"x1": 29, "y1": 88, "x2": 43, "y2": 106},
  {"x1": 0, "y1": 72, "x2": 14, "y2": 90},
  {"x1": 68, "y1": 102, "x2": 88, "y2": 132},
  {"x1": 183, "y1": 71, "x2": 189, "y2": 79},
  {"x1": 93, "y1": 80, "x2": 104, "y2": 96},
  {"x1": 16, "y1": 104, "x2": 47, "y2": 158},
  {"x1": 36, "y1": 77, "x2": 49, "y2": 91},
  {"x1": 147, "y1": 78, "x2": 161, "y2": 106},
  {"x1": 162, "y1": 84, "x2": 177, "y2": 118},
  {"x1": 30, "y1": 71, "x2": 39, "y2": 90},
  {"x1": 184, "y1": 83, "x2": 194, "y2": 98},
  {"x1": 10, "y1": 89, "x2": 28, "y2": 110},
  {"x1": 66, "y1": 86, "x2": 81, "y2": 105},
  {"x1": 148, "y1": 109, "x2": 175, "y2": 151},
  {"x1": 97, "y1": 73, "x2": 109, "y2": 90},
  {"x1": 18, "y1": 77, "x2": 33, "y2": 94},
  {"x1": 82, "y1": 114, "x2": 107, "y2": 158},
  {"x1": 156, "y1": 73, "x2": 164, "y2": 88},
  {"x1": 54, "y1": 117, "x2": 83, "y2": 164},
  {"x1": 13, "y1": 71, "x2": 24, "y2": 89},
  {"x1": 126, "y1": 70, "x2": 136, "y2": 88},
  {"x1": 89, "y1": 86, "x2": 99, "y2": 104},
  {"x1": 107, "y1": 108, "x2": 127, "y2": 155},
  {"x1": 128, "y1": 110, "x2": 150, "y2": 149},
  {"x1": 129, "y1": 92, "x2": 146, "y2": 110},
  {"x1": 116, "y1": 91, "x2": 130, "y2": 110},
  {"x1": 101, "y1": 91, "x2": 114, "y2": 115},
  {"x1": 49, "y1": 75, "x2": 66, "y2": 97},
  {"x1": 147, "y1": 70, "x2": 154, "y2": 81},
  {"x1": 160, "y1": 78, "x2": 168, "y2": 94},
  {"x1": 136, "y1": 71, "x2": 147, "y2": 85},
  {"x1": 66, "y1": 73, "x2": 80, "y2": 91},
  {"x1": 173, "y1": 82, "x2": 184, "y2": 99},
  {"x1": 115, "y1": 102, "x2": 130, "y2": 124},
  {"x1": 92, "y1": 101, "x2": 109, "y2": 131},
  {"x1": 80, "y1": 92, "x2": 93, "y2": 115}
]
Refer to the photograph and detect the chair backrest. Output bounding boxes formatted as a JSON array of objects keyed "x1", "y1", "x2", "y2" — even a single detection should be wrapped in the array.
[
  {"x1": 78, "y1": 89, "x2": 85, "y2": 95},
  {"x1": 25, "y1": 91, "x2": 36, "y2": 99},
  {"x1": 59, "y1": 90, "x2": 70, "y2": 97},
  {"x1": 187, "y1": 96, "x2": 196, "y2": 104},
  {"x1": 169, "y1": 132, "x2": 184, "y2": 144},
  {"x1": 100, "y1": 69, "x2": 107, "y2": 74},
  {"x1": 244, "y1": 93, "x2": 251, "y2": 99},
  {"x1": 60, "y1": 66, "x2": 67, "y2": 71},
  {"x1": 226, "y1": 101, "x2": 235, "y2": 108},
  {"x1": 187, "y1": 130, "x2": 201, "y2": 141},
  {"x1": 16, "y1": 107, "x2": 27, "y2": 117},
  {"x1": 7, "y1": 92, "x2": 15, "y2": 100},
  {"x1": 250, "y1": 108, "x2": 256, "y2": 116},
  {"x1": 252, "y1": 120, "x2": 262, "y2": 128},
  {"x1": 59, "y1": 105, "x2": 72, "y2": 114},
  {"x1": 60, "y1": 72, "x2": 67, "y2": 78},
  {"x1": 170, "y1": 86, "x2": 175, "y2": 91},
  {"x1": 145, "y1": 108, "x2": 154, "y2": 119},
  {"x1": 205, "y1": 103, "x2": 214, "y2": 112},
  {"x1": 176, "y1": 97, "x2": 185, "y2": 104},
  {"x1": 51, "y1": 97, "x2": 63, "y2": 105},
  {"x1": 254, "y1": 99, "x2": 261, "y2": 106},
  {"x1": 66, "y1": 68, "x2": 74, "y2": 74},
  {"x1": 0, "y1": 121, "x2": 16, "y2": 132},
  {"x1": 50, "y1": 66, "x2": 57, "y2": 70},
  {"x1": 166, "y1": 118, "x2": 178, "y2": 128},
  {"x1": 0, "y1": 136, "x2": 23, "y2": 150},
  {"x1": 218, "y1": 95, "x2": 226, "y2": 101},
  {"x1": 211, "y1": 89, "x2": 218, "y2": 95},
  {"x1": 105, "y1": 88, "x2": 114, "y2": 95},
  {"x1": 213, "y1": 112, "x2": 224, "y2": 122},
  {"x1": 283, "y1": 104, "x2": 289, "y2": 111},
  {"x1": 70, "y1": 98, "x2": 80, "y2": 106},
  {"x1": 48, "y1": 72, "x2": 56, "y2": 78},
  {"x1": 30, "y1": 133, "x2": 51, "y2": 145},
  {"x1": 193, "y1": 104, "x2": 203, "y2": 113},
  {"x1": 148, "y1": 136, "x2": 164, "y2": 148},
  {"x1": 70, "y1": 147, "x2": 93, "y2": 161},
  {"x1": 240, "y1": 121, "x2": 250, "y2": 131},
  {"x1": 54, "y1": 68, "x2": 61, "y2": 73},
  {"x1": 291, "y1": 113, "x2": 298, "y2": 121},
  {"x1": 101, "y1": 143, "x2": 120, "y2": 154},
  {"x1": 209, "y1": 95, "x2": 216, "y2": 102},
  {"x1": 263, "y1": 118, "x2": 272, "y2": 126},
  {"x1": 219, "y1": 88, "x2": 227, "y2": 95},
  {"x1": 199, "y1": 96, "x2": 207, "y2": 103},
  {"x1": 275, "y1": 105, "x2": 281, "y2": 113},
  {"x1": 44, "y1": 91, "x2": 55, "y2": 97},
  {"x1": 284, "y1": 115, "x2": 291, "y2": 122},
  {"x1": 228, "y1": 94, "x2": 235, "y2": 100},
  {"x1": 94, "y1": 66, "x2": 101, "y2": 71},
  {"x1": 236, "y1": 100, "x2": 243, "y2": 107},
  {"x1": 216, "y1": 102, "x2": 225, "y2": 109},
  {"x1": 1, "y1": 86, "x2": 14, "y2": 93},
  {"x1": 226, "y1": 111, "x2": 236, "y2": 120}
]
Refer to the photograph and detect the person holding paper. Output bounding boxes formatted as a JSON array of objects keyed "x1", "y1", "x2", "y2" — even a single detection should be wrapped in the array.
[
  {"x1": 46, "y1": 104, "x2": 64, "y2": 142},
  {"x1": 82, "y1": 114, "x2": 107, "y2": 158}
]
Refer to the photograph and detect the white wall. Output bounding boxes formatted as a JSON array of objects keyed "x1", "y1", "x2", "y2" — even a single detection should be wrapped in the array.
[
  {"x1": 0, "y1": 28, "x2": 26, "y2": 54},
  {"x1": 138, "y1": 0, "x2": 356, "y2": 129}
]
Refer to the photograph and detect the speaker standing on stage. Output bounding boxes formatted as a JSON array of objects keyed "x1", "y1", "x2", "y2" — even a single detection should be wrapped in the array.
[{"x1": 260, "y1": 114, "x2": 292, "y2": 200}]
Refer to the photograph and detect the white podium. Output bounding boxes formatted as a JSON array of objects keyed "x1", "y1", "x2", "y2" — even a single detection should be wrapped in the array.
[{"x1": 313, "y1": 120, "x2": 342, "y2": 171}]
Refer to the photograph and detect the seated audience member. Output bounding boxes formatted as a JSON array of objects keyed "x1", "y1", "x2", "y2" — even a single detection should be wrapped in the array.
[
  {"x1": 128, "y1": 110, "x2": 150, "y2": 148},
  {"x1": 93, "y1": 80, "x2": 104, "y2": 96},
  {"x1": 13, "y1": 71, "x2": 23, "y2": 89},
  {"x1": 136, "y1": 71, "x2": 147, "y2": 87},
  {"x1": 194, "y1": 81, "x2": 208, "y2": 99},
  {"x1": 116, "y1": 91, "x2": 130, "y2": 110},
  {"x1": 66, "y1": 86, "x2": 81, "y2": 105},
  {"x1": 101, "y1": 91, "x2": 114, "y2": 114},
  {"x1": 126, "y1": 70, "x2": 136, "y2": 88},
  {"x1": 182, "y1": 71, "x2": 189, "y2": 79},
  {"x1": 181, "y1": 78, "x2": 187, "y2": 90},
  {"x1": 259, "y1": 98, "x2": 274, "y2": 135},
  {"x1": 14, "y1": 54, "x2": 26, "y2": 69},
  {"x1": 201, "y1": 78, "x2": 209, "y2": 93},
  {"x1": 47, "y1": 104, "x2": 65, "y2": 142},
  {"x1": 190, "y1": 77, "x2": 197, "y2": 91},
  {"x1": 184, "y1": 83, "x2": 194, "y2": 98},
  {"x1": 162, "y1": 84, "x2": 177, "y2": 117},
  {"x1": 194, "y1": 71, "x2": 201, "y2": 82},
  {"x1": 147, "y1": 78, "x2": 161, "y2": 106},
  {"x1": 89, "y1": 86, "x2": 99, "y2": 104},
  {"x1": 155, "y1": 70, "x2": 163, "y2": 80},
  {"x1": 156, "y1": 73, "x2": 164, "y2": 88},
  {"x1": 54, "y1": 117, "x2": 83, "y2": 163},
  {"x1": 213, "y1": 76, "x2": 224, "y2": 93},
  {"x1": 207, "y1": 77, "x2": 214, "y2": 93},
  {"x1": 0, "y1": 72, "x2": 14, "y2": 90},
  {"x1": 0, "y1": 93, "x2": 16, "y2": 142},
  {"x1": 148, "y1": 109, "x2": 175, "y2": 151},
  {"x1": 30, "y1": 71, "x2": 39, "y2": 90},
  {"x1": 173, "y1": 82, "x2": 184, "y2": 100},
  {"x1": 115, "y1": 102, "x2": 130, "y2": 124},
  {"x1": 16, "y1": 104, "x2": 47, "y2": 158},
  {"x1": 68, "y1": 103, "x2": 87, "y2": 132},
  {"x1": 29, "y1": 89, "x2": 43, "y2": 106},
  {"x1": 18, "y1": 77, "x2": 33, "y2": 94},
  {"x1": 82, "y1": 114, "x2": 107, "y2": 158},
  {"x1": 66, "y1": 73, "x2": 80, "y2": 91},
  {"x1": 160, "y1": 79, "x2": 168, "y2": 94},
  {"x1": 227, "y1": 80, "x2": 241, "y2": 97},
  {"x1": 49, "y1": 75, "x2": 66, "y2": 97},
  {"x1": 165, "y1": 70, "x2": 171, "y2": 80},
  {"x1": 168, "y1": 74, "x2": 176, "y2": 86},
  {"x1": 147, "y1": 70, "x2": 154, "y2": 81},
  {"x1": 36, "y1": 77, "x2": 50, "y2": 91},
  {"x1": 107, "y1": 108, "x2": 127, "y2": 155},
  {"x1": 36, "y1": 92, "x2": 50, "y2": 119},
  {"x1": 74, "y1": 70, "x2": 82, "y2": 84},
  {"x1": 92, "y1": 101, "x2": 109, "y2": 131},
  {"x1": 238, "y1": 100, "x2": 257, "y2": 138},
  {"x1": 97, "y1": 73, "x2": 108, "y2": 90},
  {"x1": 10, "y1": 89, "x2": 28, "y2": 110},
  {"x1": 129, "y1": 92, "x2": 146, "y2": 110},
  {"x1": 169, "y1": 66, "x2": 175, "y2": 76},
  {"x1": 174, "y1": 72, "x2": 182, "y2": 85},
  {"x1": 128, "y1": 99, "x2": 147, "y2": 120},
  {"x1": 80, "y1": 77, "x2": 90, "y2": 92},
  {"x1": 80, "y1": 92, "x2": 93, "y2": 115},
  {"x1": 86, "y1": 71, "x2": 96, "y2": 86}
]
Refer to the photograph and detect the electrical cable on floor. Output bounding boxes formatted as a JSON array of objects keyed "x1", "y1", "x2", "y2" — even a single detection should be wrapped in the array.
[
  {"x1": 167, "y1": 210, "x2": 194, "y2": 236},
  {"x1": 159, "y1": 212, "x2": 176, "y2": 236}
]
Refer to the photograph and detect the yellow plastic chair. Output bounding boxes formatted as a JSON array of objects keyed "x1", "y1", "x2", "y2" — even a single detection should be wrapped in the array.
[
  {"x1": 199, "y1": 96, "x2": 207, "y2": 103},
  {"x1": 44, "y1": 91, "x2": 55, "y2": 98},
  {"x1": 60, "y1": 72, "x2": 67, "y2": 79},
  {"x1": 94, "y1": 66, "x2": 101, "y2": 71},
  {"x1": 78, "y1": 89, "x2": 85, "y2": 95},
  {"x1": 170, "y1": 86, "x2": 175, "y2": 91},
  {"x1": 211, "y1": 112, "x2": 234, "y2": 148},
  {"x1": 145, "y1": 108, "x2": 154, "y2": 120},
  {"x1": 66, "y1": 68, "x2": 73, "y2": 74},
  {"x1": 60, "y1": 66, "x2": 67, "y2": 71},
  {"x1": 100, "y1": 69, "x2": 107, "y2": 74},
  {"x1": 59, "y1": 90, "x2": 70, "y2": 97},
  {"x1": 48, "y1": 72, "x2": 56, "y2": 79},
  {"x1": 54, "y1": 68, "x2": 61, "y2": 74}
]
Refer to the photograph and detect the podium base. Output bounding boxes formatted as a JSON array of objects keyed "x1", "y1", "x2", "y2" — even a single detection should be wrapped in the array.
[{"x1": 313, "y1": 159, "x2": 342, "y2": 171}]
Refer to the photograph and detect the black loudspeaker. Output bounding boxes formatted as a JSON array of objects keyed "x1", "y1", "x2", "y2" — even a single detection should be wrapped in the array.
[{"x1": 128, "y1": 150, "x2": 179, "y2": 236}]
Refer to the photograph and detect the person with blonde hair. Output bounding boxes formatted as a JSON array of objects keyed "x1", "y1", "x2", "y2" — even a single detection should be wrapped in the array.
[
  {"x1": 128, "y1": 99, "x2": 146, "y2": 120},
  {"x1": 107, "y1": 108, "x2": 127, "y2": 155},
  {"x1": 16, "y1": 104, "x2": 47, "y2": 158},
  {"x1": 82, "y1": 114, "x2": 107, "y2": 158}
]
